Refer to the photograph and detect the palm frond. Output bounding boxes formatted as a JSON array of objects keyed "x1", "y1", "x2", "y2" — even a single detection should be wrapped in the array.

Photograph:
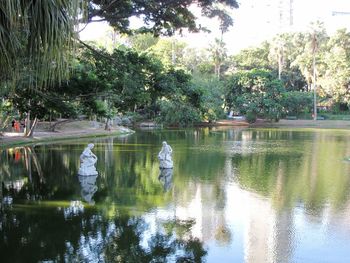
[{"x1": 0, "y1": 0, "x2": 86, "y2": 89}]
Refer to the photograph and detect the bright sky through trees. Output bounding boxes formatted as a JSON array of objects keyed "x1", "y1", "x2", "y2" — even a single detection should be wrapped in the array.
[{"x1": 80, "y1": 0, "x2": 350, "y2": 54}]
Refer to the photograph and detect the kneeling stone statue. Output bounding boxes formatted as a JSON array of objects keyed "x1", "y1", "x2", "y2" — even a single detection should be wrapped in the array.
[
  {"x1": 78, "y1": 143, "x2": 98, "y2": 176},
  {"x1": 158, "y1": 141, "x2": 173, "y2": 169}
]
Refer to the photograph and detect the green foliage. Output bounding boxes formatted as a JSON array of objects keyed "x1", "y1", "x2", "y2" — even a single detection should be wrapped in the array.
[
  {"x1": 126, "y1": 33, "x2": 159, "y2": 52},
  {"x1": 208, "y1": 38, "x2": 228, "y2": 78},
  {"x1": 92, "y1": 100, "x2": 108, "y2": 118},
  {"x1": 33, "y1": 45, "x2": 203, "y2": 126},
  {"x1": 245, "y1": 111, "x2": 257, "y2": 123},
  {"x1": 11, "y1": 88, "x2": 78, "y2": 119},
  {"x1": 232, "y1": 41, "x2": 271, "y2": 70},
  {"x1": 225, "y1": 69, "x2": 285, "y2": 122},
  {"x1": 0, "y1": 0, "x2": 83, "y2": 87},
  {"x1": 148, "y1": 38, "x2": 188, "y2": 69},
  {"x1": 157, "y1": 100, "x2": 201, "y2": 127},
  {"x1": 64, "y1": 46, "x2": 161, "y2": 117},
  {"x1": 281, "y1": 91, "x2": 313, "y2": 116},
  {"x1": 192, "y1": 76, "x2": 226, "y2": 122},
  {"x1": 280, "y1": 69, "x2": 307, "y2": 91},
  {"x1": 89, "y1": 0, "x2": 239, "y2": 36},
  {"x1": 153, "y1": 68, "x2": 208, "y2": 126},
  {"x1": 318, "y1": 29, "x2": 350, "y2": 104},
  {"x1": 0, "y1": 100, "x2": 13, "y2": 132},
  {"x1": 291, "y1": 22, "x2": 329, "y2": 90}
]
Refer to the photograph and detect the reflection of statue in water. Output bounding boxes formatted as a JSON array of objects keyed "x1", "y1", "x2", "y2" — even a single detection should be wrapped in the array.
[
  {"x1": 158, "y1": 168, "x2": 173, "y2": 192},
  {"x1": 158, "y1": 141, "x2": 173, "y2": 169},
  {"x1": 78, "y1": 143, "x2": 98, "y2": 175},
  {"x1": 78, "y1": 175, "x2": 98, "y2": 205}
]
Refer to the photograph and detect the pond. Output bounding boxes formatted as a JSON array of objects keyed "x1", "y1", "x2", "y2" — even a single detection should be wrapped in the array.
[{"x1": 1, "y1": 127, "x2": 350, "y2": 262}]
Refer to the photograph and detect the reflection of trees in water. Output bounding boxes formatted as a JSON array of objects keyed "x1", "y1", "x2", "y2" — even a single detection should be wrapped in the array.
[
  {"x1": 3, "y1": 129, "x2": 350, "y2": 260},
  {"x1": 0, "y1": 207, "x2": 207, "y2": 263},
  {"x1": 230, "y1": 130, "x2": 350, "y2": 213},
  {"x1": 0, "y1": 145, "x2": 79, "y2": 203},
  {"x1": 0, "y1": 143, "x2": 109, "y2": 212},
  {"x1": 105, "y1": 216, "x2": 206, "y2": 263},
  {"x1": 1, "y1": 146, "x2": 47, "y2": 204}
]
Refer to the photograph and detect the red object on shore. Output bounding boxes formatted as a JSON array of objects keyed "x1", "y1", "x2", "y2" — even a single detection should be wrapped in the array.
[{"x1": 14, "y1": 121, "x2": 20, "y2": 132}]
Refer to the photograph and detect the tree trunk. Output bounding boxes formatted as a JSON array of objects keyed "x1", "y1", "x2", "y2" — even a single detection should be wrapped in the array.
[
  {"x1": 0, "y1": 115, "x2": 11, "y2": 135},
  {"x1": 313, "y1": 53, "x2": 317, "y2": 121},
  {"x1": 278, "y1": 53, "x2": 283, "y2": 80},
  {"x1": 26, "y1": 147, "x2": 45, "y2": 183},
  {"x1": 25, "y1": 117, "x2": 38, "y2": 137},
  {"x1": 104, "y1": 118, "x2": 111, "y2": 131},
  {"x1": 24, "y1": 111, "x2": 31, "y2": 136}
]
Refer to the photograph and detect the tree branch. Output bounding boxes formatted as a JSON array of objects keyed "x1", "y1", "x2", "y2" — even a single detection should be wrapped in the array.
[{"x1": 76, "y1": 38, "x2": 116, "y2": 63}]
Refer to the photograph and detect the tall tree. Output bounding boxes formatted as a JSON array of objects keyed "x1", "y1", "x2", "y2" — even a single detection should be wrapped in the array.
[
  {"x1": 268, "y1": 33, "x2": 307, "y2": 91},
  {"x1": 291, "y1": 22, "x2": 328, "y2": 92},
  {"x1": 209, "y1": 38, "x2": 227, "y2": 79},
  {"x1": 318, "y1": 29, "x2": 350, "y2": 106},
  {"x1": 269, "y1": 34, "x2": 290, "y2": 80}
]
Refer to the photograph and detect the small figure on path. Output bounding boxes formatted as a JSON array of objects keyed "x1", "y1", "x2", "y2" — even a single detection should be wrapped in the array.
[
  {"x1": 78, "y1": 143, "x2": 98, "y2": 175},
  {"x1": 158, "y1": 141, "x2": 173, "y2": 169},
  {"x1": 14, "y1": 120, "x2": 20, "y2": 132}
]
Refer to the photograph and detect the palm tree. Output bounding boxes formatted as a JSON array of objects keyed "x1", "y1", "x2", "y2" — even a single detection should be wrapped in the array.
[
  {"x1": 269, "y1": 34, "x2": 289, "y2": 80},
  {"x1": 209, "y1": 38, "x2": 227, "y2": 79},
  {"x1": 0, "y1": 1, "x2": 84, "y2": 136},
  {"x1": 0, "y1": 0, "x2": 83, "y2": 88}
]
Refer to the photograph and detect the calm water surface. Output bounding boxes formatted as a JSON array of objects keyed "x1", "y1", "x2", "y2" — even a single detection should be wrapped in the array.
[{"x1": 1, "y1": 127, "x2": 350, "y2": 263}]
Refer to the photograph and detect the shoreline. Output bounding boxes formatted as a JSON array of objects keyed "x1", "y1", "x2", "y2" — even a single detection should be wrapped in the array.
[
  {"x1": 0, "y1": 127, "x2": 134, "y2": 148},
  {"x1": 251, "y1": 119, "x2": 350, "y2": 129},
  {"x1": 2, "y1": 119, "x2": 350, "y2": 148}
]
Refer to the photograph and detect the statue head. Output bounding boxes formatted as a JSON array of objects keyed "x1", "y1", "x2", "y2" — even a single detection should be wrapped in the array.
[
  {"x1": 162, "y1": 141, "x2": 167, "y2": 146},
  {"x1": 88, "y1": 143, "x2": 94, "y2": 149}
]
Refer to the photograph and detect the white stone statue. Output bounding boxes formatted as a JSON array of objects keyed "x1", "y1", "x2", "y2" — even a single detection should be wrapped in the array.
[
  {"x1": 158, "y1": 141, "x2": 173, "y2": 169},
  {"x1": 78, "y1": 143, "x2": 98, "y2": 176}
]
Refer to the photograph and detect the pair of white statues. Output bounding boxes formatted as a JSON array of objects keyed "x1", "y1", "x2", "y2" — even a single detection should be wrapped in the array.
[{"x1": 78, "y1": 141, "x2": 173, "y2": 176}]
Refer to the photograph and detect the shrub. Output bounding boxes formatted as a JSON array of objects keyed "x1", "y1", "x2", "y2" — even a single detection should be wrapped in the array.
[
  {"x1": 157, "y1": 100, "x2": 201, "y2": 127},
  {"x1": 245, "y1": 111, "x2": 257, "y2": 123}
]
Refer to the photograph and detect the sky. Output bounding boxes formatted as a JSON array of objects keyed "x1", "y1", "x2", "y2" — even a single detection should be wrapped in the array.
[{"x1": 80, "y1": 0, "x2": 350, "y2": 54}]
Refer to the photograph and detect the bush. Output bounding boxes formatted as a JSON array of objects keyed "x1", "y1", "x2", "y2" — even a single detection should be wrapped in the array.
[
  {"x1": 245, "y1": 111, "x2": 257, "y2": 123},
  {"x1": 281, "y1": 91, "x2": 313, "y2": 116},
  {"x1": 224, "y1": 69, "x2": 285, "y2": 121},
  {"x1": 157, "y1": 100, "x2": 201, "y2": 127}
]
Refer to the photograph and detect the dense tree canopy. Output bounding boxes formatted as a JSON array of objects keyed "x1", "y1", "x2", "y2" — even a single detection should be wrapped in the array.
[
  {"x1": 2, "y1": 0, "x2": 350, "y2": 128},
  {"x1": 318, "y1": 29, "x2": 350, "y2": 104},
  {"x1": 0, "y1": 0, "x2": 239, "y2": 88},
  {"x1": 0, "y1": 0, "x2": 83, "y2": 87},
  {"x1": 88, "y1": 0, "x2": 239, "y2": 35},
  {"x1": 225, "y1": 69, "x2": 285, "y2": 122}
]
